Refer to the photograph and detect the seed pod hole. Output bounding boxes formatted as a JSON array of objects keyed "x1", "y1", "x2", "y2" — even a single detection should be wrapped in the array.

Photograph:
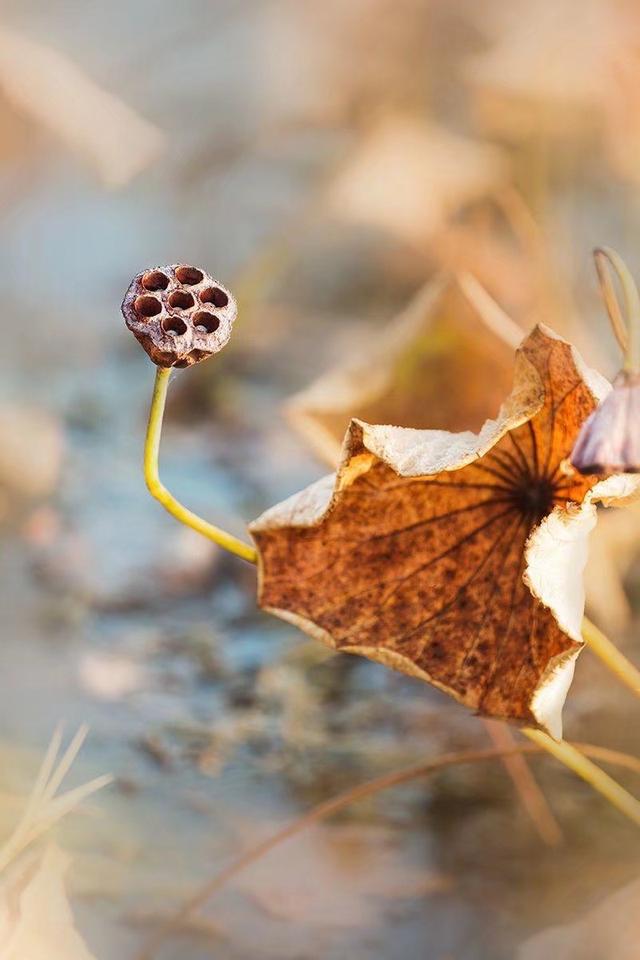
[
  {"x1": 142, "y1": 270, "x2": 169, "y2": 291},
  {"x1": 135, "y1": 295, "x2": 162, "y2": 317},
  {"x1": 162, "y1": 316, "x2": 188, "y2": 336},
  {"x1": 168, "y1": 290, "x2": 195, "y2": 310},
  {"x1": 193, "y1": 311, "x2": 220, "y2": 333},
  {"x1": 175, "y1": 265, "x2": 203, "y2": 285},
  {"x1": 200, "y1": 286, "x2": 229, "y2": 307},
  {"x1": 175, "y1": 350, "x2": 206, "y2": 368}
]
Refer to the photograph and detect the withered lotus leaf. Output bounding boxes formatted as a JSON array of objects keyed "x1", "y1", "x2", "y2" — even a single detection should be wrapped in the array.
[
  {"x1": 286, "y1": 275, "x2": 522, "y2": 466},
  {"x1": 252, "y1": 326, "x2": 640, "y2": 737}
]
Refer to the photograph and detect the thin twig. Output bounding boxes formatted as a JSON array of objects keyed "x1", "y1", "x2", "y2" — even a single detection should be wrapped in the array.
[
  {"x1": 482, "y1": 719, "x2": 562, "y2": 846},
  {"x1": 134, "y1": 739, "x2": 640, "y2": 960}
]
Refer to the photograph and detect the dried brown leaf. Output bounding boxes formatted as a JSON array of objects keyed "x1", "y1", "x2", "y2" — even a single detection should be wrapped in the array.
[
  {"x1": 254, "y1": 326, "x2": 639, "y2": 736},
  {"x1": 286, "y1": 274, "x2": 522, "y2": 465}
]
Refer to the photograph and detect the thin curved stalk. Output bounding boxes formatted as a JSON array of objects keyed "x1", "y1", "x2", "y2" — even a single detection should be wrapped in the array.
[
  {"x1": 593, "y1": 246, "x2": 640, "y2": 372},
  {"x1": 144, "y1": 367, "x2": 257, "y2": 564}
]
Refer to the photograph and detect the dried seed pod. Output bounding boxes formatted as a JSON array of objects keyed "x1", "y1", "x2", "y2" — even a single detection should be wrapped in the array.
[
  {"x1": 121, "y1": 264, "x2": 236, "y2": 367},
  {"x1": 570, "y1": 370, "x2": 640, "y2": 475}
]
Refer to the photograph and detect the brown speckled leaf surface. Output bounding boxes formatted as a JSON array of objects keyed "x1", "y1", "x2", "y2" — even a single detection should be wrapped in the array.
[{"x1": 252, "y1": 326, "x2": 622, "y2": 736}]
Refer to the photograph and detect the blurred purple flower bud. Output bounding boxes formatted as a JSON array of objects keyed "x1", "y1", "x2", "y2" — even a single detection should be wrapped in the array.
[{"x1": 571, "y1": 370, "x2": 640, "y2": 475}]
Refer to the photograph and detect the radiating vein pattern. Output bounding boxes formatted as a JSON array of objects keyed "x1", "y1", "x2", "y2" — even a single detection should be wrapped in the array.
[{"x1": 253, "y1": 329, "x2": 603, "y2": 726}]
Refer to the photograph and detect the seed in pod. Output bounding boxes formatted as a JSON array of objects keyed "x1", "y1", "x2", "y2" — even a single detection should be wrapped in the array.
[
  {"x1": 121, "y1": 264, "x2": 237, "y2": 368},
  {"x1": 570, "y1": 369, "x2": 640, "y2": 475}
]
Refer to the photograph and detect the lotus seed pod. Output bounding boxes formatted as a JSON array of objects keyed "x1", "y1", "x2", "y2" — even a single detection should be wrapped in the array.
[
  {"x1": 570, "y1": 370, "x2": 640, "y2": 475},
  {"x1": 121, "y1": 264, "x2": 237, "y2": 367}
]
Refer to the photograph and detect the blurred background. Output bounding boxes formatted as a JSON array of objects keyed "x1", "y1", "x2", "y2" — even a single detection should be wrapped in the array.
[{"x1": 1, "y1": 0, "x2": 640, "y2": 957}]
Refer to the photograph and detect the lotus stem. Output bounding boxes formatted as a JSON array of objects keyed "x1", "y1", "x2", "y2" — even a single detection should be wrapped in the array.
[
  {"x1": 482, "y1": 719, "x2": 562, "y2": 846},
  {"x1": 144, "y1": 366, "x2": 258, "y2": 564},
  {"x1": 522, "y1": 728, "x2": 640, "y2": 828},
  {"x1": 582, "y1": 615, "x2": 640, "y2": 698}
]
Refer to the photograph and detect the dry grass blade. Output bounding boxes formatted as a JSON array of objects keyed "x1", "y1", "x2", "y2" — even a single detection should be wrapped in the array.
[
  {"x1": 7, "y1": 726, "x2": 64, "y2": 857},
  {"x1": 39, "y1": 726, "x2": 89, "y2": 807},
  {"x1": 0, "y1": 726, "x2": 112, "y2": 875},
  {"x1": 0, "y1": 726, "x2": 65, "y2": 874},
  {"x1": 25, "y1": 775, "x2": 114, "y2": 846},
  {"x1": 134, "y1": 740, "x2": 640, "y2": 960}
]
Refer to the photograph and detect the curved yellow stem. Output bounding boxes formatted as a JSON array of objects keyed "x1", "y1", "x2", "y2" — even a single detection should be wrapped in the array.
[
  {"x1": 144, "y1": 367, "x2": 258, "y2": 564},
  {"x1": 523, "y1": 728, "x2": 640, "y2": 827},
  {"x1": 583, "y1": 616, "x2": 640, "y2": 698}
]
